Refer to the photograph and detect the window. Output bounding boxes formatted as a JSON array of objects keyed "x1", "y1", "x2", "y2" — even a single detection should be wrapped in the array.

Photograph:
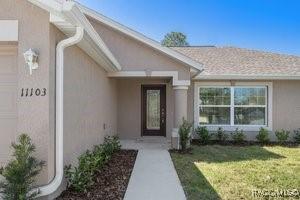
[
  {"x1": 234, "y1": 87, "x2": 266, "y2": 125},
  {"x1": 195, "y1": 82, "x2": 272, "y2": 130},
  {"x1": 199, "y1": 87, "x2": 231, "y2": 125}
]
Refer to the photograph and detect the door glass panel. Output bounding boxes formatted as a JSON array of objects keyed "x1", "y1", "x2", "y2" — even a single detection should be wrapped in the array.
[{"x1": 147, "y1": 90, "x2": 160, "y2": 130}]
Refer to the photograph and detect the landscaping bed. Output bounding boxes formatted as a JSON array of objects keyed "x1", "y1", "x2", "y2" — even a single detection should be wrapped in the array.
[
  {"x1": 57, "y1": 149, "x2": 137, "y2": 200},
  {"x1": 191, "y1": 139, "x2": 299, "y2": 147},
  {"x1": 170, "y1": 145, "x2": 300, "y2": 200}
]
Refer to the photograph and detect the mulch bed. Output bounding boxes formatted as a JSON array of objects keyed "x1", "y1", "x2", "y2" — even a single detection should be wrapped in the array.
[{"x1": 57, "y1": 150, "x2": 138, "y2": 200}]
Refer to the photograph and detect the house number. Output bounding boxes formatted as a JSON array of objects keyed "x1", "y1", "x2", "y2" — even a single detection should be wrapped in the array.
[{"x1": 21, "y1": 88, "x2": 47, "y2": 97}]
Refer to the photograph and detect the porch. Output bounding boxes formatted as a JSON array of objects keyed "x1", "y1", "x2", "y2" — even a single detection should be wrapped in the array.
[
  {"x1": 110, "y1": 71, "x2": 191, "y2": 149},
  {"x1": 120, "y1": 137, "x2": 171, "y2": 150}
]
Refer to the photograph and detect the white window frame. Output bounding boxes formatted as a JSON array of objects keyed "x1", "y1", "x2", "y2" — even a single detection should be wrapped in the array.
[{"x1": 194, "y1": 82, "x2": 273, "y2": 131}]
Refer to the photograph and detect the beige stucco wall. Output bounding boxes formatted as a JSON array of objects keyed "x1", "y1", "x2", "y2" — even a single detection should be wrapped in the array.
[
  {"x1": 88, "y1": 17, "x2": 191, "y2": 80},
  {"x1": 0, "y1": 0, "x2": 52, "y2": 185},
  {"x1": 273, "y1": 80, "x2": 300, "y2": 131},
  {"x1": 49, "y1": 25, "x2": 118, "y2": 166},
  {"x1": 190, "y1": 80, "x2": 300, "y2": 141},
  {"x1": 63, "y1": 44, "x2": 118, "y2": 166},
  {"x1": 117, "y1": 79, "x2": 174, "y2": 139}
]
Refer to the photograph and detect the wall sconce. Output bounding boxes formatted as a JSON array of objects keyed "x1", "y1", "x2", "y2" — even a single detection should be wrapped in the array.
[{"x1": 23, "y1": 48, "x2": 39, "y2": 75}]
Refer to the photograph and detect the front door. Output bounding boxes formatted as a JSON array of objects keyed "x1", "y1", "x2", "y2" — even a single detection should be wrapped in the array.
[{"x1": 141, "y1": 85, "x2": 166, "y2": 136}]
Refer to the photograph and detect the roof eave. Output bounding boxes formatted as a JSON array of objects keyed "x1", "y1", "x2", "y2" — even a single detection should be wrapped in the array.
[
  {"x1": 61, "y1": 2, "x2": 121, "y2": 72},
  {"x1": 194, "y1": 74, "x2": 300, "y2": 80},
  {"x1": 29, "y1": 0, "x2": 122, "y2": 72}
]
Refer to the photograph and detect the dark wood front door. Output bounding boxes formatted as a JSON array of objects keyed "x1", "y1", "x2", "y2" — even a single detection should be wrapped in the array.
[{"x1": 141, "y1": 85, "x2": 166, "y2": 136}]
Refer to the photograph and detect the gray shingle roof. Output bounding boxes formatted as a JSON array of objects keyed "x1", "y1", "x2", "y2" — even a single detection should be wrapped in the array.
[{"x1": 171, "y1": 46, "x2": 300, "y2": 77}]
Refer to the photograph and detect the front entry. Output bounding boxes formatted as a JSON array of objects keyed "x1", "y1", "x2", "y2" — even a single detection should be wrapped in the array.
[{"x1": 141, "y1": 85, "x2": 166, "y2": 136}]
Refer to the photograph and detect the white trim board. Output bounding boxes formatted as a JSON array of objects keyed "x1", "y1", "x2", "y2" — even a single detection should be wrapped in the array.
[
  {"x1": 194, "y1": 74, "x2": 300, "y2": 80},
  {"x1": 193, "y1": 81, "x2": 273, "y2": 131},
  {"x1": 0, "y1": 20, "x2": 18, "y2": 41},
  {"x1": 107, "y1": 71, "x2": 191, "y2": 86}
]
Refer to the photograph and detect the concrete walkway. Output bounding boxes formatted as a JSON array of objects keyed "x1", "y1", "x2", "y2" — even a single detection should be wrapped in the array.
[{"x1": 122, "y1": 139, "x2": 186, "y2": 200}]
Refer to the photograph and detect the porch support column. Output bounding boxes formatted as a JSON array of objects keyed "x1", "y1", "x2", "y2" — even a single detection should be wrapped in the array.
[{"x1": 172, "y1": 85, "x2": 189, "y2": 149}]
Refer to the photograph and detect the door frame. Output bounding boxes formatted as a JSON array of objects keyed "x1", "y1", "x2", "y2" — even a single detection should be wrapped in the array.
[{"x1": 141, "y1": 84, "x2": 166, "y2": 137}]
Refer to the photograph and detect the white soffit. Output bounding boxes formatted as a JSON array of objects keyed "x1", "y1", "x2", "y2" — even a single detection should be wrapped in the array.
[
  {"x1": 0, "y1": 20, "x2": 18, "y2": 41},
  {"x1": 50, "y1": 14, "x2": 121, "y2": 72}
]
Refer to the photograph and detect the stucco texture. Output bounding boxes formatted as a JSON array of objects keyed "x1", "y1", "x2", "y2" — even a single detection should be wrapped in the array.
[
  {"x1": 0, "y1": 0, "x2": 52, "y2": 185},
  {"x1": 88, "y1": 17, "x2": 191, "y2": 80},
  {"x1": 49, "y1": 25, "x2": 118, "y2": 166}
]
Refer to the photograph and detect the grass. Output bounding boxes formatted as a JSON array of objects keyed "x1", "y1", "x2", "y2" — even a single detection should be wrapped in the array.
[{"x1": 170, "y1": 145, "x2": 300, "y2": 200}]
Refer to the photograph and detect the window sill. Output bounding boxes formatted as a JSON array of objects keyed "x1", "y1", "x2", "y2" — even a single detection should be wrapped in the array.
[{"x1": 199, "y1": 125, "x2": 272, "y2": 132}]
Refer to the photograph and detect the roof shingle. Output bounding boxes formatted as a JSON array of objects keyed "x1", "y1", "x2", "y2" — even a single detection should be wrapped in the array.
[{"x1": 172, "y1": 46, "x2": 300, "y2": 77}]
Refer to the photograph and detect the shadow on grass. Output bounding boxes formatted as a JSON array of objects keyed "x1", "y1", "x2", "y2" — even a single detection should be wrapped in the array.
[
  {"x1": 192, "y1": 145, "x2": 285, "y2": 163},
  {"x1": 188, "y1": 163, "x2": 221, "y2": 200}
]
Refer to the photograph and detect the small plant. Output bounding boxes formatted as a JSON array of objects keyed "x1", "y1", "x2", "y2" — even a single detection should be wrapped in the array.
[
  {"x1": 178, "y1": 118, "x2": 192, "y2": 151},
  {"x1": 195, "y1": 126, "x2": 211, "y2": 144},
  {"x1": 231, "y1": 128, "x2": 246, "y2": 144},
  {"x1": 294, "y1": 129, "x2": 300, "y2": 144},
  {"x1": 101, "y1": 136, "x2": 121, "y2": 159},
  {"x1": 0, "y1": 134, "x2": 45, "y2": 200},
  {"x1": 65, "y1": 136, "x2": 121, "y2": 192},
  {"x1": 215, "y1": 127, "x2": 228, "y2": 143},
  {"x1": 256, "y1": 127, "x2": 270, "y2": 143},
  {"x1": 275, "y1": 129, "x2": 290, "y2": 144}
]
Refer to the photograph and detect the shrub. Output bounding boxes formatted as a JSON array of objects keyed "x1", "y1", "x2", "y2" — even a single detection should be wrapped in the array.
[
  {"x1": 231, "y1": 128, "x2": 246, "y2": 143},
  {"x1": 215, "y1": 127, "x2": 228, "y2": 143},
  {"x1": 0, "y1": 134, "x2": 45, "y2": 200},
  {"x1": 275, "y1": 129, "x2": 290, "y2": 144},
  {"x1": 178, "y1": 118, "x2": 192, "y2": 151},
  {"x1": 195, "y1": 126, "x2": 211, "y2": 144},
  {"x1": 256, "y1": 127, "x2": 270, "y2": 143},
  {"x1": 101, "y1": 136, "x2": 121, "y2": 159},
  {"x1": 294, "y1": 129, "x2": 300, "y2": 143},
  {"x1": 65, "y1": 136, "x2": 121, "y2": 192}
]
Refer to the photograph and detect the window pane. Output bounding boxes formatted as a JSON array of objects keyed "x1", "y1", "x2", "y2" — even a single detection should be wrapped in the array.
[
  {"x1": 199, "y1": 107, "x2": 230, "y2": 125},
  {"x1": 234, "y1": 107, "x2": 266, "y2": 125},
  {"x1": 147, "y1": 90, "x2": 160, "y2": 130},
  {"x1": 234, "y1": 87, "x2": 266, "y2": 105},
  {"x1": 200, "y1": 88, "x2": 231, "y2": 105}
]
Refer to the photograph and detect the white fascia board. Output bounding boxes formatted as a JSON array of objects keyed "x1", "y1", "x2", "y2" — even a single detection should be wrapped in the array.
[
  {"x1": 107, "y1": 70, "x2": 191, "y2": 86},
  {"x1": 194, "y1": 74, "x2": 300, "y2": 80},
  {"x1": 61, "y1": 2, "x2": 122, "y2": 72},
  {"x1": 77, "y1": 3, "x2": 203, "y2": 72}
]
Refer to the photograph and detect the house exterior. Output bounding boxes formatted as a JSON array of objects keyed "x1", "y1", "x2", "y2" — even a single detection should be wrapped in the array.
[{"x1": 0, "y1": 0, "x2": 299, "y2": 198}]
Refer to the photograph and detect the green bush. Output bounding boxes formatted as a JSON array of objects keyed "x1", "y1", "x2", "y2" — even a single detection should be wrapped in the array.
[
  {"x1": 101, "y1": 136, "x2": 121, "y2": 159},
  {"x1": 65, "y1": 136, "x2": 121, "y2": 192},
  {"x1": 256, "y1": 127, "x2": 270, "y2": 143},
  {"x1": 215, "y1": 127, "x2": 228, "y2": 142},
  {"x1": 231, "y1": 128, "x2": 246, "y2": 143},
  {"x1": 178, "y1": 118, "x2": 192, "y2": 151},
  {"x1": 195, "y1": 126, "x2": 211, "y2": 144},
  {"x1": 275, "y1": 129, "x2": 290, "y2": 144},
  {"x1": 294, "y1": 129, "x2": 300, "y2": 143},
  {"x1": 0, "y1": 134, "x2": 45, "y2": 200}
]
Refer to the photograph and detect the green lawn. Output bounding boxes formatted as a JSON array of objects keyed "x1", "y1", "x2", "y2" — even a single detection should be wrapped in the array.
[{"x1": 170, "y1": 145, "x2": 300, "y2": 200}]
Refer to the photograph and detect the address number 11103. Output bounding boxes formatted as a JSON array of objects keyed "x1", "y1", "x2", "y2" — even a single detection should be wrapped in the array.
[{"x1": 21, "y1": 88, "x2": 47, "y2": 97}]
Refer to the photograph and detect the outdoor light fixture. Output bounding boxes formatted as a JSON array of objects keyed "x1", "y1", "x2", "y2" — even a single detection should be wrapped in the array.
[{"x1": 23, "y1": 48, "x2": 39, "y2": 75}]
